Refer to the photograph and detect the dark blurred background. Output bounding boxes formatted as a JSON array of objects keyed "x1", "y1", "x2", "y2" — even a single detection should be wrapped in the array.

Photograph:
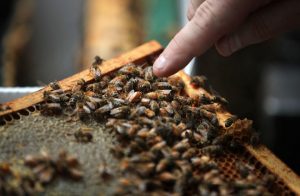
[{"x1": 0, "y1": 0, "x2": 299, "y2": 174}]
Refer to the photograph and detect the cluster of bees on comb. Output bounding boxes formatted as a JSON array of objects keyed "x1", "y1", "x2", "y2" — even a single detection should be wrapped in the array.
[
  {"x1": 0, "y1": 150, "x2": 83, "y2": 195},
  {"x1": 1, "y1": 56, "x2": 276, "y2": 195}
]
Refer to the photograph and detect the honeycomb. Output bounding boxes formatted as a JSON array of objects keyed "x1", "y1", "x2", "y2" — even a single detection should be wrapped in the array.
[
  {"x1": 0, "y1": 108, "x2": 121, "y2": 195},
  {"x1": 0, "y1": 62, "x2": 298, "y2": 195}
]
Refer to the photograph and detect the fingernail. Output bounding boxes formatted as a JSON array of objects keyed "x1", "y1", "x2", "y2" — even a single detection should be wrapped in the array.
[{"x1": 153, "y1": 55, "x2": 167, "y2": 71}]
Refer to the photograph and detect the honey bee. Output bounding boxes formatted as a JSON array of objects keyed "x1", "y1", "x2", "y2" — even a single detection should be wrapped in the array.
[
  {"x1": 126, "y1": 90, "x2": 142, "y2": 103},
  {"x1": 98, "y1": 162, "x2": 113, "y2": 181},
  {"x1": 93, "y1": 55, "x2": 104, "y2": 65},
  {"x1": 118, "y1": 63, "x2": 140, "y2": 76},
  {"x1": 90, "y1": 56, "x2": 103, "y2": 81},
  {"x1": 224, "y1": 115, "x2": 238, "y2": 128},
  {"x1": 144, "y1": 66, "x2": 155, "y2": 81},
  {"x1": 110, "y1": 106, "x2": 130, "y2": 118},
  {"x1": 137, "y1": 79, "x2": 151, "y2": 92},
  {"x1": 150, "y1": 141, "x2": 166, "y2": 152},
  {"x1": 190, "y1": 75, "x2": 207, "y2": 88},
  {"x1": 41, "y1": 103, "x2": 62, "y2": 116},
  {"x1": 150, "y1": 100, "x2": 159, "y2": 113},
  {"x1": 74, "y1": 129, "x2": 93, "y2": 143},
  {"x1": 199, "y1": 94, "x2": 212, "y2": 105},
  {"x1": 49, "y1": 81, "x2": 61, "y2": 90},
  {"x1": 158, "y1": 172, "x2": 176, "y2": 183},
  {"x1": 201, "y1": 145, "x2": 223, "y2": 156},
  {"x1": 236, "y1": 162, "x2": 253, "y2": 178},
  {"x1": 172, "y1": 139, "x2": 190, "y2": 152},
  {"x1": 124, "y1": 78, "x2": 138, "y2": 93},
  {"x1": 153, "y1": 82, "x2": 172, "y2": 90}
]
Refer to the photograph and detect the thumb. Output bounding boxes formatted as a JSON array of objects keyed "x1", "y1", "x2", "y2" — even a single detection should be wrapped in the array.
[{"x1": 153, "y1": 0, "x2": 257, "y2": 77}]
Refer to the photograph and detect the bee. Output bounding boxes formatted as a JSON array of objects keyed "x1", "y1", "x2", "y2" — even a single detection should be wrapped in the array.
[
  {"x1": 126, "y1": 90, "x2": 142, "y2": 103},
  {"x1": 168, "y1": 77, "x2": 185, "y2": 91},
  {"x1": 67, "y1": 168, "x2": 83, "y2": 181},
  {"x1": 150, "y1": 100, "x2": 159, "y2": 113},
  {"x1": 98, "y1": 162, "x2": 113, "y2": 181},
  {"x1": 158, "y1": 172, "x2": 176, "y2": 183},
  {"x1": 110, "y1": 145, "x2": 125, "y2": 159},
  {"x1": 76, "y1": 102, "x2": 90, "y2": 120},
  {"x1": 145, "y1": 91, "x2": 158, "y2": 99},
  {"x1": 49, "y1": 81, "x2": 61, "y2": 90},
  {"x1": 212, "y1": 134, "x2": 232, "y2": 145},
  {"x1": 140, "y1": 98, "x2": 151, "y2": 106},
  {"x1": 41, "y1": 103, "x2": 62, "y2": 116},
  {"x1": 212, "y1": 95, "x2": 229, "y2": 105},
  {"x1": 72, "y1": 78, "x2": 86, "y2": 92},
  {"x1": 175, "y1": 95, "x2": 193, "y2": 105},
  {"x1": 236, "y1": 162, "x2": 253, "y2": 178},
  {"x1": 124, "y1": 78, "x2": 138, "y2": 93},
  {"x1": 90, "y1": 56, "x2": 103, "y2": 81},
  {"x1": 199, "y1": 94, "x2": 212, "y2": 105},
  {"x1": 200, "y1": 109, "x2": 219, "y2": 126},
  {"x1": 156, "y1": 158, "x2": 173, "y2": 173},
  {"x1": 150, "y1": 141, "x2": 166, "y2": 152},
  {"x1": 38, "y1": 167, "x2": 55, "y2": 184},
  {"x1": 153, "y1": 82, "x2": 172, "y2": 90},
  {"x1": 74, "y1": 129, "x2": 93, "y2": 143},
  {"x1": 181, "y1": 148, "x2": 198, "y2": 160},
  {"x1": 144, "y1": 66, "x2": 155, "y2": 81},
  {"x1": 136, "y1": 128, "x2": 151, "y2": 139},
  {"x1": 172, "y1": 139, "x2": 190, "y2": 152},
  {"x1": 157, "y1": 90, "x2": 173, "y2": 100},
  {"x1": 190, "y1": 155, "x2": 210, "y2": 166},
  {"x1": 59, "y1": 94, "x2": 70, "y2": 103},
  {"x1": 201, "y1": 145, "x2": 223, "y2": 156},
  {"x1": 144, "y1": 108, "x2": 155, "y2": 118},
  {"x1": 137, "y1": 79, "x2": 151, "y2": 92},
  {"x1": 164, "y1": 104, "x2": 174, "y2": 116},
  {"x1": 110, "y1": 106, "x2": 130, "y2": 118},
  {"x1": 43, "y1": 91, "x2": 60, "y2": 102},
  {"x1": 171, "y1": 100, "x2": 180, "y2": 110},
  {"x1": 86, "y1": 83, "x2": 101, "y2": 93},
  {"x1": 224, "y1": 115, "x2": 238, "y2": 127},
  {"x1": 93, "y1": 55, "x2": 104, "y2": 65},
  {"x1": 118, "y1": 63, "x2": 140, "y2": 76},
  {"x1": 95, "y1": 104, "x2": 113, "y2": 115},
  {"x1": 85, "y1": 101, "x2": 96, "y2": 111},
  {"x1": 190, "y1": 75, "x2": 207, "y2": 88},
  {"x1": 173, "y1": 112, "x2": 182, "y2": 123},
  {"x1": 136, "y1": 162, "x2": 155, "y2": 178}
]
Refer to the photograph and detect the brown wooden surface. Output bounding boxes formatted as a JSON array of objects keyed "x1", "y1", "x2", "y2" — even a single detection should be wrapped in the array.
[{"x1": 0, "y1": 40, "x2": 162, "y2": 116}]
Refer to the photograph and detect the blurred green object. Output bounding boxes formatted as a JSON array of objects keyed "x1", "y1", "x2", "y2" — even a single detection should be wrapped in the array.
[{"x1": 143, "y1": 0, "x2": 179, "y2": 46}]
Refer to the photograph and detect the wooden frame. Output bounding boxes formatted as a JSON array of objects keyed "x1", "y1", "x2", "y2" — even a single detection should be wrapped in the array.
[{"x1": 1, "y1": 40, "x2": 299, "y2": 194}]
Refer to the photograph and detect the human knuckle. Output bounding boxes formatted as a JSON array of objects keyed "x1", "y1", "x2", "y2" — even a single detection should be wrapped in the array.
[{"x1": 250, "y1": 15, "x2": 271, "y2": 41}]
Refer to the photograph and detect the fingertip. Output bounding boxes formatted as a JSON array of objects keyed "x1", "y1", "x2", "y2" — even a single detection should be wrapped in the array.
[{"x1": 153, "y1": 55, "x2": 167, "y2": 77}]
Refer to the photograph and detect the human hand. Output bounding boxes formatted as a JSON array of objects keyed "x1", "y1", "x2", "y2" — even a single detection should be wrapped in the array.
[{"x1": 153, "y1": 0, "x2": 300, "y2": 77}]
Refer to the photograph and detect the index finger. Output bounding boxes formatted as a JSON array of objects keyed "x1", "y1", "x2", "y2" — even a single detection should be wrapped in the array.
[{"x1": 153, "y1": 0, "x2": 260, "y2": 77}]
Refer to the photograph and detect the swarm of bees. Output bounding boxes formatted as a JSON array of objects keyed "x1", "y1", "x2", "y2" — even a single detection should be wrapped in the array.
[
  {"x1": 29, "y1": 59, "x2": 276, "y2": 195},
  {"x1": 0, "y1": 150, "x2": 82, "y2": 195}
]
